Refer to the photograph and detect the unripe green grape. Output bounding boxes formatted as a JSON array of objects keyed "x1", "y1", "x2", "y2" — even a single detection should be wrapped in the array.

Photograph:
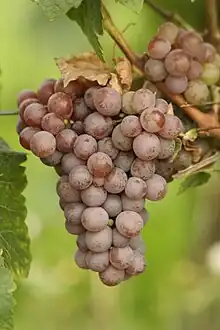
[
  {"x1": 184, "y1": 80, "x2": 210, "y2": 105},
  {"x1": 201, "y1": 63, "x2": 220, "y2": 86}
]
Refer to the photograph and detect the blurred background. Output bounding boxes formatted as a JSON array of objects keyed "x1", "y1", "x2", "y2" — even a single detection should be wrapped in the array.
[{"x1": 1, "y1": 0, "x2": 220, "y2": 329}]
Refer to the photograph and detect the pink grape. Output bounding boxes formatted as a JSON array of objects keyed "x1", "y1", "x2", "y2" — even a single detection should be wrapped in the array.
[
  {"x1": 131, "y1": 89, "x2": 155, "y2": 114},
  {"x1": 144, "y1": 59, "x2": 167, "y2": 82},
  {"x1": 85, "y1": 226, "x2": 112, "y2": 253},
  {"x1": 114, "y1": 151, "x2": 135, "y2": 172},
  {"x1": 81, "y1": 207, "x2": 109, "y2": 232},
  {"x1": 133, "y1": 132, "x2": 161, "y2": 160},
  {"x1": 159, "y1": 114, "x2": 183, "y2": 139},
  {"x1": 19, "y1": 127, "x2": 40, "y2": 150},
  {"x1": 102, "y1": 194, "x2": 122, "y2": 217},
  {"x1": 23, "y1": 103, "x2": 47, "y2": 127},
  {"x1": 112, "y1": 125, "x2": 133, "y2": 151},
  {"x1": 76, "y1": 232, "x2": 88, "y2": 252},
  {"x1": 64, "y1": 202, "x2": 86, "y2": 225},
  {"x1": 56, "y1": 129, "x2": 78, "y2": 153},
  {"x1": 125, "y1": 250, "x2": 146, "y2": 275},
  {"x1": 30, "y1": 131, "x2": 56, "y2": 158},
  {"x1": 86, "y1": 251, "x2": 109, "y2": 272},
  {"x1": 74, "y1": 134, "x2": 97, "y2": 160},
  {"x1": 165, "y1": 75, "x2": 188, "y2": 94},
  {"x1": 104, "y1": 167, "x2": 127, "y2": 194},
  {"x1": 65, "y1": 222, "x2": 85, "y2": 235},
  {"x1": 158, "y1": 137, "x2": 176, "y2": 159},
  {"x1": 120, "y1": 115, "x2": 142, "y2": 137},
  {"x1": 48, "y1": 92, "x2": 73, "y2": 119},
  {"x1": 72, "y1": 97, "x2": 91, "y2": 121},
  {"x1": 84, "y1": 86, "x2": 100, "y2": 109},
  {"x1": 140, "y1": 108, "x2": 165, "y2": 133},
  {"x1": 41, "y1": 113, "x2": 65, "y2": 135},
  {"x1": 122, "y1": 91, "x2": 135, "y2": 114},
  {"x1": 93, "y1": 87, "x2": 121, "y2": 116},
  {"x1": 61, "y1": 153, "x2": 85, "y2": 174},
  {"x1": 116, "y1": 211, "x2": 143, "y2": 238},
  {"x1": 125, "y1": 177, "x2": 147, "y2": 199},
  {"x1": 148, "y1": 37, "x2": 171, "y2": 59},
  {"x1": 110, "y1": 246, "x2": 134, "y2": 270},
  {"x1": 157, "y1": 22, "x2": 179, "y2": 44},
  {"x1": 81, "y1": 185, "x2": 107, "y2": 206},
  {"x1": 87, "y1": 152, "x2": 113, "y2": 177},
  {"x1": 69, "y1": 165, "x2": 93, "y2": 190},
  {"x1": 98, "y1": 137, "x2": 119, "y2": 160},
  {"x1": 121, "y1": 194, "x2": 145, "y2": 213},
  {"x1": 112, "y1": 228, "x2": 130, "y2": 248},
  {"x1": 74, "y1": 249, "x2": 88, "y2": 269},
  {"x1": 84, "y1": 112, "x2": 113, "y2": 140},
  {"x1": 145, "y1": 174, "x2": 167, "y2": 201},
  {"x1": 155, "y1": 98, "x2": 168, "y2": 113},
  {"x1": 164, "y1": 49, "x2": 190, "y2": 77},
  {"x1": 37, "y1": 79, "x2": 56, "y2": 104},
  {"x1": 17, "y1": 90, "x2": 37, "y2": 106},
  {"x1": 131, "y1": 158, "x2": 155, "y2": 180},
  {"x1": 99, "y1": 265, "x2": 125, "y2": 286}
]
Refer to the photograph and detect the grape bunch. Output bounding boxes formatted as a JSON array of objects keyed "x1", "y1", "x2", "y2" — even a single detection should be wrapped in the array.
[
  {"x1": 16, "y1": 78, "x2": 184, "y2": 286},
  {"x1": 145, "y1": 22, "x2": 220, "y2": 105}
]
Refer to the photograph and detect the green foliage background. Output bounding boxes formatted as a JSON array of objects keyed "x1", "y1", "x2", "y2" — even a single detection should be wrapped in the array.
[{"x1": 1, "y1": 1, "x2": 220, "y2": 330}]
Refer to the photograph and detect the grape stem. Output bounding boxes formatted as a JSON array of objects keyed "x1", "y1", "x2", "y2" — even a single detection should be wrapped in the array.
[
  {"x1": 0, "y1": 110, "x2": 18, "y2": 116},
  {"x1": 102, "y1": 3, "x2": 220, "y2": 138},
  {"x1": 144, "y1": 0, "x2": 193, "y2": 31},
  {"x1": 205, "y1": 0, "x2": 220, "y2": 51}
]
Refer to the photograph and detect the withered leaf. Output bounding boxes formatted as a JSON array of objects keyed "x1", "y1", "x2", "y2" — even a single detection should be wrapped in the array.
[
  {"x1": 107, "y1": 73, "x2": 123, "y2": 94},
  {"x1": 115, "y1": 57, "x2": 132, "y2": 92}
]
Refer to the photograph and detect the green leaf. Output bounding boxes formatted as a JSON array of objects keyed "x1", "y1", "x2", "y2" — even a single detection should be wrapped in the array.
[
  {"x1": 67, "y1": 0, "x2": 104, "y2": 60},
  {"x1": 0, "y1": 258, "x2": 16, "y2": 330},
  {"x1": 32, "y1": 0, "x2": 83, "y2": 20},
  {"x1": 178, "y1": 172, "x2": 211, "y2": 195},
  {"x1": 0, "y1": 139, "x2": 31, "y2": 277},
  {"x1": 117, "y1": 0, "x2": 144, "y2": 13}
]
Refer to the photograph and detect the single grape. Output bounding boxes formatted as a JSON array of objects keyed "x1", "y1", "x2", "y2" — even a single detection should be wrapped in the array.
[
  {"x1": 81, "y1": 207, "x2": 109, "y2": 232},
  {"x1": 74, "y1": 249, "x2": 88, "y2": 269},
  {"x1": 173, "y1": 150, "x2": 192, "y2": 171},
  {"x1": 155, "y1": 159, "x2": 175, "y2": 182},
  {"x1": 56, "y1": 129, "x2": 78, "y2": 153},
  {"x1": 41, "y1": 150, "x2": 63, "y2": 166},
  {"x1": 81, "y1": 185, "x2": 107, "y2": 206},
  {"x1": 37, "y1": 79, "x2": 56, "y2": 105},
  {"x1": 74, "y1": 134, "x2": 97, "y2": 160},
  {"x1": 195, "y1": 42, "x2": 216, "y2": 63},
  {"x1": 148, "y1": 37, "x2": 171, "y2": 59},
  {"x1": 201, "y1": 63, "x2": 220, "y2": 86},
  {"x1": 121, "y1": 194, "x2": 145, "y2": 213},
  {"x1": 69, "y1": 165, "x2": 93, "y2": 190},
  {"x1": 84, "y1": 112, "x2": 113, "y2": 140},
  {"x1": 85, "y1": 226, "x2": 112, "y2": 252},
  {"x1": 144, "y1": 59, "x2": 167, "y2": 82},
  {"x1": 93, "y1": 176, "x2": 105, "y2": 187},
  {"x1": 93, "y1": 87, "x2": 121, "y2": 116},
  {"x1": 178, "y1": 31, "x2": 202, "y2": 57},
  {"x1": 129, "y1": 235, "x2": 146, "y2": 253},
  {"x1": 54, "y1": 79, "x2": 86, "y2": 98},
  {"x1": 99, "y1": 265, "x2": 125, "y2": 286},
  {"x1": 140, "y1": 108, "x2": 165, "y2": 133},
  {"x1": 16, "y1": 116, "x2": 27, "y2": 134},
  {"x1": 57, "y1": 175, "x2": 81, "y2": 203},
  {"x1": 184, "y1": 80, "x2": 210, "y2": 105},
  {"x1": 164, "y1": 50, "x2": 190, "y2": 77},
  {"x1": 76, "y1": 232, "x2": 88, "y2": 252},
  {"x1": 158, "y1": 137, "x2": 175, "y2": 159},
  {"x1": 116, "y1": 211, "x2": 143, "y2": 238},
  {"x1": 142, "y1": 81, "x2": 162, "y2": 97},
  {"x1": 98, "y1": 137, "x2": 119, "y2": 160},
  {"x1": 165, "y1": 75, "x2": 188, "y2": 94},
  {"x1": 30, "y1": 131, "x2": 56, "y2": 158},
  {"x1": 19, "y1": 98, "x2": 39, "y2": 119},
  {"x1": 48, "y1": 92, "x2": 73, "y2": 119},
  {"x1": 131, "y1": 158, "x2": 155, "y2": 180},
  {"x1": 17, "y1": 89, "x2": 38, "y2": 106},
  {"x1": 102, "y1": 194, "x2": 122, "y2": 217},
  {"x1": 187, "y1": 60, "x2": 203, "y2": 80},
  {"x1": 155, "y1": 98, "x2": 168, "y2": 113},
  {"x1": 23, "y1": 103, "x2": 47, "y2": 127},
  {"x1": 64, "y1": 202, "x2": 86, "y2": 225},
  {"x1": 112, "y1": 228, "x2": 130, "y2": 248},
  {"x1": 41, "y1": 113, "x2": 65, "y2": 135},
  {"x1": 86, "y1": 251, "x2": 109, "y2": 272},
  {"x1": 139, "y1": 209, "x2": 149, "y2": 225},
  {"x1": 145, "y1": 174, "x2": 167, "y2": 201},
  {"x1": 87, "y1": 152, "x2": 113, "y2": 178},
  {"x1": 104, "y1": 167, "x2": 127, "y2": 194},
  {"x1": 133, "y1": 132, "x2": 161, "y2": 160},
  {"x1": 131, "y1": 89, "x2": 155, "y2": 114},
  {"x1": 159, "y1": 114, "x2": 183, "y2": 140},
  {"x1": 72, "y1": 97, "x2": 91, "y2": 121},
  {"x1": 71, "y1": 121, "x2": 85, "y2": 135},
  {"x1": 125, "y1": 177, "x2": 147, "y2": 200},
  {"x1": 110, "y1": 246, "x2": 134, "y2": 270},
  {"x1": 213, "y1": 53, "x2": 220, "y2": 68},
  {"x1": 157, "y1": 22, "x2": 179, "y2": 44},
  {"x1": 84, "y1": 86, "x2": 100, "y2": 109},
  {"x1": 65, "y1": 221, "x2": 85, "y2": 235},
  {"x1": 121, "y1": 91, "x2": 135, "y2": 114},
  {"x1": 120, "y1": 115, "x2": 142, "y2": 137},
  {"x1": 125, "y1": 250, "x2": 146, "y2": 275},
  {"x1": 59, "y1": 199, "x2": 68, "y2": 210},
  {"x1": 61, "y1": 153, "x2": 85, "y2": 174},
  {"x1": 112, "y1": 125, "x2": 133, "y2": 151},
  {"x1": 114, "y1": 151, "x2": 135, "y2": 172},
  {"x1": 19, "y1": 127, "x2": 40, "y2": 150}
]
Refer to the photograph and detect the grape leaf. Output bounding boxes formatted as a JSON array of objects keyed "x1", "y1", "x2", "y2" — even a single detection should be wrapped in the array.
[
  {"x1": 0, "y1": 257, "x2": 16, "y2": 330},
  {"x1": 32, "y1": 0, "x2": 83, "y2": 20},
  {"x1": 115, "y1": 57, "x2": 132, "y2": 92},
  {"x1": 178, "y1": 172, "x2": 211, "y2": 195},
  {"x1": 116, "y1": 0, "x2": 144, "y2": 13},
  {"x1": 67, "y1": 0, "x2": 104, "y2": 60},
  {"x1": 0, "y1": 138, "x2": 31, "y2": 277}
]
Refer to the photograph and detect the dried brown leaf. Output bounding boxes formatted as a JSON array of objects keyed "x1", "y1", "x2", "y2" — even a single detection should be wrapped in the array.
[
  {"x1": 108, "y1": 73, "x2": 123, "y2": 94},
  {"x1": 115, "y1": 57, "x2": 132, "y2": 92}
]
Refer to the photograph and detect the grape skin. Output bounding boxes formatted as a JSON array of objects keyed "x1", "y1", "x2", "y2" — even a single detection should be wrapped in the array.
[
  {"x1": 71, "y1": 121, "x2": 85, "y2": 135},
  {"x1": 159, "y1": 114, "x2": 183, "y2": 140},
  {"x1": 144, "y1": 59, "x2": 167, "y2": 82},
  {"x1": 125, "y1": 250, "x2": 146, "y2": 275},
  {"x1": 114, "y1": 151, "x2": 135, "y2": 172},
  {"x1": 37, "y1": 79, "x2": 56, "y2": 105},
  {"x1": 184, "y1": 80, "x2": 210, "y2": 105},
  {"x1": 54, "y1": 79, "x2": 86, "y2": 98},
  {"x1": 121, "y1": 194, "x2": 145, "y2": 213},
  {"x1": 102, "y1": 194, "x2": 122, "y2": 217},
  {"x1": 93, "y1": 176, "x2": 105, "y2": 187},
  {"x1": 165, "y1": 75, "x2": 188, "y2": 94},
  {"x1": 41, "y1": 150, "x2": 63, "y2": 166},
  {"x1": 48, "y1": 92, "x2": 73, "y2": 119},
  {"x1": 155, "y1": 98, "x2": 168, "y2": 113},
  {"x1": 19, "y1": 98, "x2": 40, "y2": 120},
  {"x1": 23, "y1": 103, "x2": 47, "y2": 127},
  {"x1": 81, "y1": 185, "x2": 107, "y2": 206},
  {"x1": 178, "y1": 31, "x2": 202, "y2": 57},
  {"x1": 19, "y1": 127, "x2": 40, "y2": 150},
  {"x1": 17, "y1": 90, "x2": 37, "y2": 106},
  {"x1": 145, "y1": 174, "x2": 167, "y2": 201},
  {"x1": 64, "y1": 202, "x2": 86, "y2": 225},
  {"x1": 173, "y1": 150, "x2": 192, "y2": 171},
  {"x1": 99, "y1": 265, "x2": 125, "y2": 286},
  {"x1": 104, "y1": 167, "x2": 127, "y2": 194},
  {"x1": 61, "y1": 153, "x2": 85, "y2": 174},
  {"x1": 120, "y1": 115, "x2": 142, "y2": 137},
  {"x1": 65, "y1": 221, "x2": 85, "y2": 235},
  {"x1": 164, "y1": 50, "x2": 190, "y2": 77},
  {"x1": 93, "y1": 87, "x2": 121, "y2": 116},
  {"x1": 112, "y1": 125, "x2": 133, "y2": 151},
  {"x1": 116, "y1": 211, "x2": 143, "y2": 238},
  {"x1": 57, "y1": 176, "x2": 81, "y2": 203},
  {"x1": 85, "y1": 226, "x2": 112, "y2": 252},
  {"x1": 72, "y1": 97, "x2": 91, "y2": 121},
  {"x1": 122, "y1": 91, "x2": 135, "y2": 114},
  {"x1": 187, "y1": 60, "x2": 203, "y2": 80},
  {"x1": 56, "y1": 129, "x2": 78, "y2": 153},
  {"x1": 98, "y1": 137, "x2": 119, "y2": 160},
  {"x1": 16, "y1": 116, "x2": 27, "y2": 134},
  {"x1": 201, "y1": 63, "x2": 220, "y2": 86},
  {"x1": 81, "y1": 207, "x2": 109, "y2": 232},
  {"x1": 112, "y1": 228, "x2": 130, "y2": 248},
  {"x1": 140, "y1": 108, "x2": 165, "y2": 133},
  {"x1": 148, "y1": 37, "x2": 171, "y2": 60},
  {"x1": 131, "y1": 158, "x2": 155, "y2": 181},
  {"x1": 30, "y1": 131, "x2": 56, "y2": 158},
  {"x1": 133, "y1": 132, "x2": 161, "y2": 161},
  {"x1": 76, "y1": 232, "x2": 88, "y2": 252},
  {"x1": 41, "y1": 113, "x2": 65, "y2": 135},
  {"x1": 84, "y1": 86, "x2": 99, "y2": 109},
  {"x1": 131, "y1": 89, "x2": 155, "y2": 114},
  {"x1": 69, "y1": 165, "x2": 93, "y2": 190},
  {"x1": 74, "y1": 249, "x2": 88, "y2": 269},
  {"x1": 86, "y1": 251, "x2": 109, "y2": 272},
  {"x1": 87, "y1": 152, "x2": 113, "y2": 177},
  {"x1": 74, "y1": 134, "x2": 97, "y2": 160},
  {"x1": 195, "y1": 42, "x2": 216, "y2": 63},
  {"x1": 157, "y1": 22, "x2": 179, "y2": 44},
  {"x1": 158, "y1": 137, "x2": 175, "y2": 159},
  {"x1": 125, "y1": 177, "x2": 147, "y2": 200},
  {"x1": 110, "y1": 246, "x2": 134, "y2": 270},
  {"x1": 155, "y1": 159, "x2": 175, "y2": 182}
]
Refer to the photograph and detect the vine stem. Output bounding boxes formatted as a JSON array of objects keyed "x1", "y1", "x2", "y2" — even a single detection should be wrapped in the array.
[
  {"x1": 205, "y1": 0, "x2": 220, "y2": 50},
  {"x1": 0, "y1": 110, "x2": 18, "y2": 116},
  {"x1": 102, "y1": 3, "x2": 220, "y2": 138}
]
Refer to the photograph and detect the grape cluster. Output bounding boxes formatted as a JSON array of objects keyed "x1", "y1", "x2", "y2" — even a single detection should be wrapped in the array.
[
  {"x1": 145, "y1": 22, "x2": 220, "y2": 104},
  {"x1": 16, "y1": 78, "x2": 183, "y2": 286}
]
